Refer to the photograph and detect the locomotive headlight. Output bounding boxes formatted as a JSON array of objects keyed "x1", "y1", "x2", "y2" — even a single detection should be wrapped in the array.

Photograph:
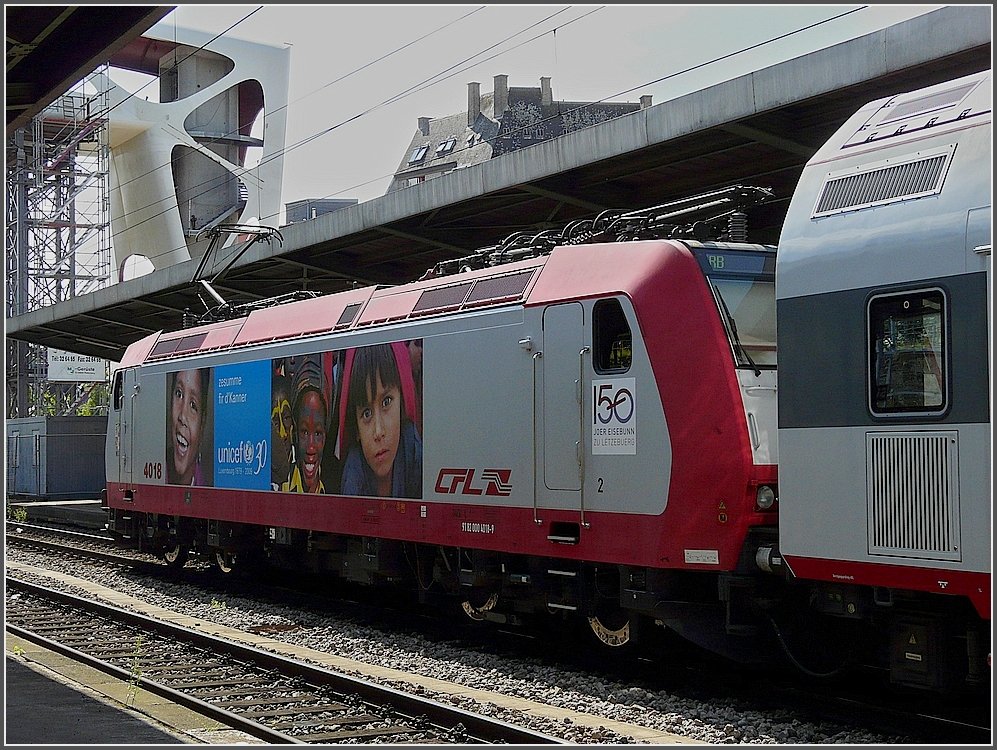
[{"x1": 756, "y1": 485, "x2": 777, "y2": 510}]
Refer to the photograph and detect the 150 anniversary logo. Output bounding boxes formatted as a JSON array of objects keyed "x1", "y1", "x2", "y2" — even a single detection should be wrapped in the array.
[{"x1": 592, "y1": 378, "x2": 636, "y2": 455}]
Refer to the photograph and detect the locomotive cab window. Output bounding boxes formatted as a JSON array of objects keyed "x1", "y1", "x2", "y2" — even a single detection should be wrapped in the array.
[
  {"x1": 695, "y1": 249, "x2": 777, "y2": 370},
  {"x1": 593, "y1": 298, "x2": 632, "y2": 373},
  {"x1": 709, "y1": 278, "x2": 777, "y2": 369},
  {"x1": 868, "y1": 289, "x2": 947, "y2": 415},
  {"x1": 112, "y1": 370, "x2": 124, "y2": 411}
]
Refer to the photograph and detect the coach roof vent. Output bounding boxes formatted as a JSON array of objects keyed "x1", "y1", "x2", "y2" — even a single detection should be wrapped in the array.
[
  {"x1": 812, "y1": 146, "x2": 954, "y2": 218},
  {"x1": 335, "y1": 302, "x2": 363, "y2": 328},
  {"x1": 413, "y1": 281, "x2": 474, "y2": 315}
]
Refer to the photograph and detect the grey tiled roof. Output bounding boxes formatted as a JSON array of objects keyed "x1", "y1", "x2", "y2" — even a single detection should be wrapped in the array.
[
  {"x1": 389, "y1": 94, "x2": 499, "y2": 192},
  {"x1": 387, "y1": 82, "x2": 644, "y2": 193}
]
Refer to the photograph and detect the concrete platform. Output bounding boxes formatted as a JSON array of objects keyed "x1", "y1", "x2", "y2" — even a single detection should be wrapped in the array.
[
  {"x1": 8, "y1": 498, "x2": 108, "y2": 532},
  {"x1": 5, "y1": 635, "x2": 265, "y2": 745},
  {"x1": 6, "y1": 654, "x2": 189, "y2": 745}
]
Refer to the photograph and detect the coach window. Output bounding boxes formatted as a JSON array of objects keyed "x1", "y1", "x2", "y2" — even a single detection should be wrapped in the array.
[
  {"x1": 593, "y1": 299, "x2": 632, "y2": 373},
  {"x1": 868, "y1": 289, "x2": 947, "y2": 415}
]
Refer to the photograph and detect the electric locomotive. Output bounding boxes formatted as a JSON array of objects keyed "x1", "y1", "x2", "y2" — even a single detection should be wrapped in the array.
[{"x1": 105, "y1": 186, "x2": 781, "y2": 661}]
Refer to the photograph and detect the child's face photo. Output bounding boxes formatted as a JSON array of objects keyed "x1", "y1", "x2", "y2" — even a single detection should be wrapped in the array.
[
  {"x1": 271, "y1": 380, "x2": 292, "y2": 483},
  {"x1": 170, "y1": 369, "x2": 203, "y2": 483},
  {"x1": 356, "y1": 372, "x2": 401, "y2": 490},
  {"x1": 295, "y1": 389, "x2": 327, "y2": 492}
]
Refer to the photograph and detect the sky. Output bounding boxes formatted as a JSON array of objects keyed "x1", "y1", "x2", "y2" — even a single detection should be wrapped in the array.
[{"x1": 107, "y1": 4, "x2": 951, "y2": 222}]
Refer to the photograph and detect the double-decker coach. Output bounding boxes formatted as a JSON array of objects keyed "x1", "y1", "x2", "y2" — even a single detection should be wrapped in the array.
[{"x1": 776, "y1": 69, "x2": 991, "y2": 690}]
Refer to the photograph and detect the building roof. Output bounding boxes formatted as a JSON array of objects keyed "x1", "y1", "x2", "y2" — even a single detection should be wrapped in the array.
[
  {"x1": 388, "y1": 76, "x2": 646, "y2": 192},
  {"x1": 391, "y1": 101, "x2": 499, "y2": 187}
]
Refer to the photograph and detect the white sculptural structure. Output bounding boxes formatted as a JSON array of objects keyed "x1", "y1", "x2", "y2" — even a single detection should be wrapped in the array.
[{"x1": 106, "y1": 23, "x2": 289, "y2": 279}]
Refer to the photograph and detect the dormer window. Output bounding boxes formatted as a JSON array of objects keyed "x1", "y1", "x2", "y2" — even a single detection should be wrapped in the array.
[
  {"x1": 435, "y1": 137, "x2": 457, "y2": 156},
  {"x1": 408, "y1": 144, "x2": 429, "y2": 164}
]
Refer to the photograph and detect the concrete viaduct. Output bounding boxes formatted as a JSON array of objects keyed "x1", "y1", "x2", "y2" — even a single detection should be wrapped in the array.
[{"x1": 6, "y1": 5, "x2": 991, "y2": 362}]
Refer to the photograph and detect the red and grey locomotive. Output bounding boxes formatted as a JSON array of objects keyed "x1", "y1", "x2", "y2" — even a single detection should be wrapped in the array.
[{"x1": 104, "y1": 71, "x2": 991, "y2": 694}]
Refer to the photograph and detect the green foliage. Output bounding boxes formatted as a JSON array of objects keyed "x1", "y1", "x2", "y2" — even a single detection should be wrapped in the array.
[
  {"x1": 78, "y1": 384, "x2": 110, "y2": 416},
  {"x1": 125, "y1": 636, "x2": 144, "y2": 706},
  {"x1": 6, "y1": 503, "x2": 28, "y2": 523},
  {"x1": 26, "y1": 382, "x2": 110, "y2": 417}
]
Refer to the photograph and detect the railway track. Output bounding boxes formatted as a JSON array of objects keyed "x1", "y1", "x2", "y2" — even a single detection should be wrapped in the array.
[
  {"x1": 8, "y1": 520, "x2": 990, "y2": 744},
  {"x1": 712, "y1": 659, "x2": 992, "y2": 745},
  {"x1": 5, "y1": 577, "x2": 564, "y2": 744},
  {"x1": 6, "y1": 518, "x2": 113, "y2": 542},
  {"x1": 7, "y1": 520, "x2": 163, "y2": 571}
]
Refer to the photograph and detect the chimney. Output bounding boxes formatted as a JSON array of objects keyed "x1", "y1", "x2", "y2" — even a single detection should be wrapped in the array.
[
  {"x1": 493, "y1": 74, "x2": 508, "y2": 118},
  {"x1": 640, "y1": 95, "x2": 653, "y2": 109},
  {"x1": 418, "y1": 117, "x2": 431, "y2": 136},
  {"x1": 540, "y1": 76, "x2": 552, "y2": 106},
  {"x1": 467, "y1": 81, "x2": 481, "y2": 126}
]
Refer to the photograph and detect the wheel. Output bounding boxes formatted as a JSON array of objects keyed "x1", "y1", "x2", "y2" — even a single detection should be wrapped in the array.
[
  {"x1": 163, "y1": 541, "x2": 188, "y2": 569},
  {"x1": 215, "y1": 550, "x2": 236, "y2": 574},
  {"x1": 587, "y1": 611, "x2": 632, "y2": 647},
  {"x1": 460, "y1": 592, "x2": 499, "y2": 621}
]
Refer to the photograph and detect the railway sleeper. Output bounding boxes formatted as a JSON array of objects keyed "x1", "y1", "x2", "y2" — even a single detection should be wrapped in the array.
[{"x1": 108, "y1": 509, "x2": 989, "y2": 689}]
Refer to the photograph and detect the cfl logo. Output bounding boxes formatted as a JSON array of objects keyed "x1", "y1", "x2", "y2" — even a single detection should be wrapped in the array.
[{"x1": 435, "y1": 468, "x2": 512, "y2": 496}]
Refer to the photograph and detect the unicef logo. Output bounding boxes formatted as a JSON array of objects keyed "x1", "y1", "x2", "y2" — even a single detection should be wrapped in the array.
[{"x1": 243, "y1": 440, "x2": 254, "y2": 463}]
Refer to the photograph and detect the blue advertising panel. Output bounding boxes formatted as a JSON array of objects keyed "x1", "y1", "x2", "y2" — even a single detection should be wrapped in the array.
[
  {"x1": 164, "y1": 339, "x2": 424, "y2": 496},
  {"x1": 213, "y1": 360, "x2": 271, "y2": 489}
]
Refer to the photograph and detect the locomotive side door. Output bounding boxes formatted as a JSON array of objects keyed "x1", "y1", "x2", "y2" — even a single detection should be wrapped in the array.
[{"x1": 539, "y1": 303, "x2": 585, "y2": 504}]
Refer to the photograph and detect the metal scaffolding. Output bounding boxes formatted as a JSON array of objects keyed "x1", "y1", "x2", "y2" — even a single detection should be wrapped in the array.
[{"x1": 6, "y1": 67, "x2": 112, "y2": 419}]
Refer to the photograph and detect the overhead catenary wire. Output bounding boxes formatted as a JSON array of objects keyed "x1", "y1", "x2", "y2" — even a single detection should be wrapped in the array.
[
  {"x1": 5, "y1": 3, "x2": 486, "y2": 236},
  {"x1": 105, "y1": 6, "x2": 489, "y2": 197},
  {"x1": 50, "y1": 5, "x2": 871, "y2": 277},
  {"x1": 265, "y1": 5, "x2": 871, "y2": 215},
  {"x1": 72, "y1": 6, "x2": 557, "y2": 270},
  {"x1": 97, "y1": 6, "x2": 587, "y2": 270},
  {"x1": 18, "y1": 5, "x2": 492, "y2": 279},
  {"x1": 6, "y1": 6, "x2": 265, "y2": 185}
]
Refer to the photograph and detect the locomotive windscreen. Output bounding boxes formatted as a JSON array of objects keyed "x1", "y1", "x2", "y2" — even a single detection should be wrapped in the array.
[{"x1": 694, "y1": 248, "x2": 777, "y2": 369}]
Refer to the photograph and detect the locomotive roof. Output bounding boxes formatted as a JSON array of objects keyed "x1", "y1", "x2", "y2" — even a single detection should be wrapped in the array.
[
  {"x1": 123, "y1": 238, "x2": 768, "y2": 369},
  {"x1": 128, "y1": 254, "x2": 548, "y2": 367},
  {"x1": 130, "y1": 187, "x2": 774, "y2": 367}
]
